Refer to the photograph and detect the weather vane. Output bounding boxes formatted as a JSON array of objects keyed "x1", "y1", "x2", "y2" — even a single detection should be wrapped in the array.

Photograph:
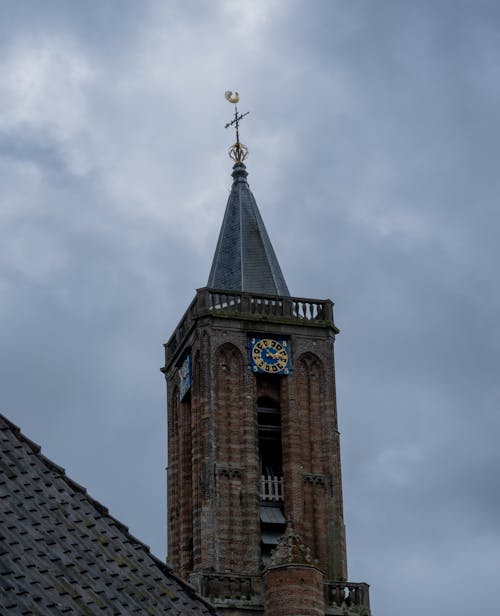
[{"x1": 225, "y1": 91, "x2": 249, "y2": 163}]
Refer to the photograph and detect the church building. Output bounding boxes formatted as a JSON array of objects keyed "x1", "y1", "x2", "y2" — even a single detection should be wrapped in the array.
[{"x1": 162, "y1": 93, "x2": 371, "y2": 615}]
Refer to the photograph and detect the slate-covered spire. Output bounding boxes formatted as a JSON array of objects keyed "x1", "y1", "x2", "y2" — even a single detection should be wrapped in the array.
[
  {"x1": 207, "y1": 162, "x2": 290, "y2": 296},
  {"x1": 208, "y1": 92, "x2": 289, "y2": 296}
]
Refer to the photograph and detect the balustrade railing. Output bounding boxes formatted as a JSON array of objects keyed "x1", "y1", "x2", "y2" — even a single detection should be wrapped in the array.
[
  {"x1": 208, "y1": 291, "x2": 241, "y2": 311},
  {"x1": 164, "y1": 287, "x2": 335, "y2": 368},
  {"x1": 193, "y1": 574, "x2": 369, "y2": 611},
  {"x1": 292, "y1": 298, "x2": 326, "y2": 320},
  {"x1": 249, "y1": 295, "x2": 284, "y2": 317},
  {"x1": 197, "y1": 572, "x2": 263, "y2": 604},
  {"x1": 260, "y1": 475, "x2": 284, "y2": 501},
  {"x1": 207, "y1": 289, "x2": 330, "y2": 321},
  {"x1": 324, "y1": 581, "x2": 370, "y2": 611}
]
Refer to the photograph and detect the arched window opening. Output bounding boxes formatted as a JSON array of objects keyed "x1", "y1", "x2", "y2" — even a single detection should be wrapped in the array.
[
  {"x1": 257, "y1": 392, "x2": 285, "y2": 566},
  {"x1": 258, "y1": 396, "x2": 283, "y2": 482}
]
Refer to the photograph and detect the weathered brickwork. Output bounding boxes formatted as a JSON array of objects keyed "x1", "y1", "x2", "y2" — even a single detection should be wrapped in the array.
[{"x1": 163, "y1": 288, "x2": 370, "y2": 614}]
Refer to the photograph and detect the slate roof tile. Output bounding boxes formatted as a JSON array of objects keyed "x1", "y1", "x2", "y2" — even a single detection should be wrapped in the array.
[
  {"x1": 0, "y1": 414, "x2": 217, "y2": 615},
  {"x1": 207, "y1": 162, "x2": 290, "y2": 296}
]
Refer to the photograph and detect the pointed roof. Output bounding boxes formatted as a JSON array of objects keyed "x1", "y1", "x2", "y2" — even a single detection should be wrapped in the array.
[
  {"x1": 207, "y1": 163, "x2": 290, "y2": 296},
  {"x1": 0, "y1": 414, "x2": 217, "y2": 614}
]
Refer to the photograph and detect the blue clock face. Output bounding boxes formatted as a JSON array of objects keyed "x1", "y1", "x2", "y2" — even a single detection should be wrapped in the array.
[{"x1": 250, "y1": 337, "x2": 290, "y2": 375}]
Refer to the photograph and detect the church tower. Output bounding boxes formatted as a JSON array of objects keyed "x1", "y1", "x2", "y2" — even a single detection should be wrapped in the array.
[{"x1": 162, "y1": 94, "x2": 370, "y2": 615}]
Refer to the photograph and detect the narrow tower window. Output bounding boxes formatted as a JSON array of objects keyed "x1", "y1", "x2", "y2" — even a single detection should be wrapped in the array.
[
  {"x1": 258, "y1": 396, "x2": 282, "y2": 481},
  {"x1": 257, "y1": 394, "x2": 286, "y2": 565}
]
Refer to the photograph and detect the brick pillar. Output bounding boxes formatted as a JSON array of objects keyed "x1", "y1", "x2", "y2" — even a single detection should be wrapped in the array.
[
  {"x1": 264, "y1": 564, "x2": 325, "y2": 616},
  {"x1": 263, "y1": 525, "x2": 325, "y2": 616}
]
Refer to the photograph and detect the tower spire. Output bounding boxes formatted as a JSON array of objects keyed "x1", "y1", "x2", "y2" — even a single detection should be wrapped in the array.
[
  {"x1": 164, "y1": 94, "x2": 371, "y2": 615},
  {"x1": 207, "y1": 91, "x2": 289, "y2": 296},
  {"x1": 224, "y1": 90, "x2": 249, "y2": 163}
]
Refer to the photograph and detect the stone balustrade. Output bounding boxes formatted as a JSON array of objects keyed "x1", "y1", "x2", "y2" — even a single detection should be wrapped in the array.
[
  {"x1": 189, "y1": 573, "x2": 370, "y2": 614},
  {"x1": 164, "y1": 287, "x2": 336, "y2": 368},
  {"x1": 260, "y1": 475, "x2": 284, "y2": 501},
  {"x1": 190, "y1": 572, "x2": 264, "y2": 607},
  {"x1": 325, "y1": 581, "x2": 371, "y2": 614}
]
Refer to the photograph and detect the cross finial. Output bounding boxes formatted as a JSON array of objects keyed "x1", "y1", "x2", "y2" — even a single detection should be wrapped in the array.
[{"x1": 225, "y1": 91, "x2": 249, "y2": 163}]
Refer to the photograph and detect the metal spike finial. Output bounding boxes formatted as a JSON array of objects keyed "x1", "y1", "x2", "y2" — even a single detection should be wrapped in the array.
[{"x1": 225, "y1": 90, "x2": 249, "y2": 163}]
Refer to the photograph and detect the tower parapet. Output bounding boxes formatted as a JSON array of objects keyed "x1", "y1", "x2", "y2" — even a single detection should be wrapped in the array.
[{"x1": 164, "y1": 287, "x2": 336, "y2": 370}]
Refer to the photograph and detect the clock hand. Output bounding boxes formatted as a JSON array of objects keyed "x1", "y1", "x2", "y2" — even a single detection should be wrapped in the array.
[{"x1": 265, "y1": 350, "x2": 287, "y2": 362}]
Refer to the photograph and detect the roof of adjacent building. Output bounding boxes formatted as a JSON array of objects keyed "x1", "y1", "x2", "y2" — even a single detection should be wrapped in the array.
[
  {"x1": 0, "y1": 414, "x2": 217, "y2": 615},
  {"x1": 207, "y1": 162, "x2": 290, "y2": 296}
]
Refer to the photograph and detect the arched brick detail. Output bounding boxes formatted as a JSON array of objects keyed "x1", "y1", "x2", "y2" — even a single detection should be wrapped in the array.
[
  {"x1": 215, "y1": 343, "x2": 244, "y2": 467},
  {"x1": 296, "y1": 352, "x2": 325, "y2": 474},
  {"x1": 214, "y1": 343, "x2": 246, "y2": 570},
  {"x1": 296, "y1": 352, "x2": 328, "y2": 566}
]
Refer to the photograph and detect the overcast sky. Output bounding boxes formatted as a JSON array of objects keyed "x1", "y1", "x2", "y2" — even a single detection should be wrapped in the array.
[{"x1": 1, "y1": 1, "x2": 499, "y2": 614}]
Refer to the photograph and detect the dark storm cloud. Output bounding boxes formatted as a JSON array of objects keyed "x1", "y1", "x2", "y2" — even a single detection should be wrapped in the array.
[
  {"x1": 244, "y1": 2, "x2": 500, "y2": 611},
  {"x1": 1, "y1": 2, "x2": 499, "y2": 615}
]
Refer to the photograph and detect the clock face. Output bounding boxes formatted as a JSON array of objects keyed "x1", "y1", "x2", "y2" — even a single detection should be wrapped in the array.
[{"x1": 250, "y1": 337, "x2": 290, "y2": 375}]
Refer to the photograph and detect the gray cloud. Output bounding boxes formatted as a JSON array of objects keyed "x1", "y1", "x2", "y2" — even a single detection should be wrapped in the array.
[{"x1": 1, "y1": 2, "x2": 499, "y2": 614}]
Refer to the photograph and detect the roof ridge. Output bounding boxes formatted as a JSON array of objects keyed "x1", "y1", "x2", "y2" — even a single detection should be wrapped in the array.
[{"x1": 0, "y1": 414, "x2": 135, "y2": 541}]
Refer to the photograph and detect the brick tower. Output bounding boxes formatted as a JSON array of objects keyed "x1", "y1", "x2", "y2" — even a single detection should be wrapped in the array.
[{"x1": 162, "y1": 98, "x2": 370, "y2": 615}]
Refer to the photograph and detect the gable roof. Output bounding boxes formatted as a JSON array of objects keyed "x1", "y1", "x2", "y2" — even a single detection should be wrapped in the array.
[
  {"x1": 207, "y1": 163, "x2": 290, "y2": 296},
  {"x1": 0, "y1": 414, "x2": 217, "y2": 615}
]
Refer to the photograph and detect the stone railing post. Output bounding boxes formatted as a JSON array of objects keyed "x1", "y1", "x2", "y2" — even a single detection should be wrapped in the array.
[
  {"x1": 323, "y1": 300, "x2": 334, "y2": 323},
  {"x1": 196, "y1": 287, "x2": 210, "y2": 315},
  {"x1": 240, "y1": 291, "x2": 251, "y2": 314},
  {"x1": 282, "y1": 297, "x2": 293, "y2": 317},
  {"x1": 357, "y1": 582, "x2": 371, "y2": 609}
]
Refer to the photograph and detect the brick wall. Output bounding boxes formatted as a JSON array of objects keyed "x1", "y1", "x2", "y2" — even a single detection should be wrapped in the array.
[{"x1": 165, "y1": 312, "x2": 348, "y2": 605}]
